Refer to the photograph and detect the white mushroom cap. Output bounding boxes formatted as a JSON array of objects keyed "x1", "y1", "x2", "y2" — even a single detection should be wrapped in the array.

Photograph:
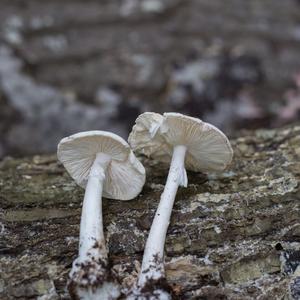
[
  {"x1": 57, "y1": 131, "x2": 145, "y2": 200},
  {"x1": 129, "y1": 112, "x2": 233, "y2": 172}
]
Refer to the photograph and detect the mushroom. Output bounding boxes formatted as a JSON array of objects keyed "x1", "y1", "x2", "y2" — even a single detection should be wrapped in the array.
[
  {"x1": 128, "y1": 112, "x2": 233, "y2": 298},
  {"x1": 57, "y1": 131, "x2": 146, "y2": 300}
]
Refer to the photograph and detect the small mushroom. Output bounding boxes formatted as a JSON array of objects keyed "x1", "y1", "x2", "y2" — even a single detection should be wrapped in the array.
[
  {"x1": 57, "y1": 131, "x2": 145, "y2": 300},
  {"x1": 128, "y1": 112, "x2": 233, "y2": 298}
]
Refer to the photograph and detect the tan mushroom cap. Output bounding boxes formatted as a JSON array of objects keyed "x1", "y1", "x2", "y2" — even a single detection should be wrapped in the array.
[
  {"x1": 129, "y1": 112, "x2": 233, "y2": 172},
  {"x1": 57, "y1": 131, "x2": 145, "y2": 200}
]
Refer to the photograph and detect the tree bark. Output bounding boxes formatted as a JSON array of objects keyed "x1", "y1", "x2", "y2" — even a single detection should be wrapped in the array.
[{"x1": 1, "y1": 124, "x2": 300, "y2": 299}]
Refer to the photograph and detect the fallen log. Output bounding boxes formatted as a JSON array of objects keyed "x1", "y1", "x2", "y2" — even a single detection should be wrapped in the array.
[{"x1": 1, "y1": 125, "x2": 300, "y2": 299}]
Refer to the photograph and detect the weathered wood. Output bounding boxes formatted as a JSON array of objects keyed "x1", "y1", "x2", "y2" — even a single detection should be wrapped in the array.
[{"x1": 1, "y1": 125, "x2": 300, "y2": 299}]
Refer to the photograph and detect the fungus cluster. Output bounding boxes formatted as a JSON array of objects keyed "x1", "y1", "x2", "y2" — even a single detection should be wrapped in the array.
[{"x1": 57, "y1": 113, "x2": 233, "y2": 300}]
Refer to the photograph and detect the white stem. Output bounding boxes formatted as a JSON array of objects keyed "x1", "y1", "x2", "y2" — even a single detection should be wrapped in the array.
[
  {"x1": 69, "y1": 153, "x2": 121, "y2": 300},
  {"x1": 78, "y1": 152, "x2": 111, "y2": 259},
  {"x1": 138, "y1": 145, "x2": 187, "y2": 286}
]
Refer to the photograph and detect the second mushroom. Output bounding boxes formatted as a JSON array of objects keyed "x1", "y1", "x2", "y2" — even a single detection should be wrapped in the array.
[{"x1": 128, "y1": 112, "x2": 233, "y2": 299}]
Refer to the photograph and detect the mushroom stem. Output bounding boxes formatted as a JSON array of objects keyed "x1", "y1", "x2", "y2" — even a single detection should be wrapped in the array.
[
  {"x1": 79, "y1": 152, "x2": 111, "y2": 259},
  {"x1": 138, "y1": 145, "x2": 187, "y2": 286},
  {"x1": 69, "y1": 152, "x2": 120, "y2": 300}
]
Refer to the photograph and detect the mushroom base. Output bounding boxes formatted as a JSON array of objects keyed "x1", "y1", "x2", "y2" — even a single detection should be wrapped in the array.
[
  {"x1": 68, "y1": 245, "x2": 120, "y2": 300},
  {"x1": 127, "y1": 277, "x2": 175, "y2": 300},
  {"x1": 69, "y1": 281, "x2": 120, "y2": 300}
]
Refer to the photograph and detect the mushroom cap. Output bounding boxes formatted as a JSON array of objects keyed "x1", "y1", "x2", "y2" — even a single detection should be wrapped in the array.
[
  {"x1": 57, "y1": 131, "x2": 145, "y2": 200},
  {"x1": 129, "y1": 112, "x2": 233, "y2": 172}
]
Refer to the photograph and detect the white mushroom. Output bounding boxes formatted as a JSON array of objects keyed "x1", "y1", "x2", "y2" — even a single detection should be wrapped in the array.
[
  {"x1": 128, "y1": 112, "x2": 233, "y2": 299},
  {"x1": 57, "y1": 131, "x2": 145, "y2": 300}
]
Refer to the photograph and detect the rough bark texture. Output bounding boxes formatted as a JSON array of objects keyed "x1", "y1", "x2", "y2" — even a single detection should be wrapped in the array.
[{"x1": 1, "y1": 124, "x2": 300, "y2": 299}]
